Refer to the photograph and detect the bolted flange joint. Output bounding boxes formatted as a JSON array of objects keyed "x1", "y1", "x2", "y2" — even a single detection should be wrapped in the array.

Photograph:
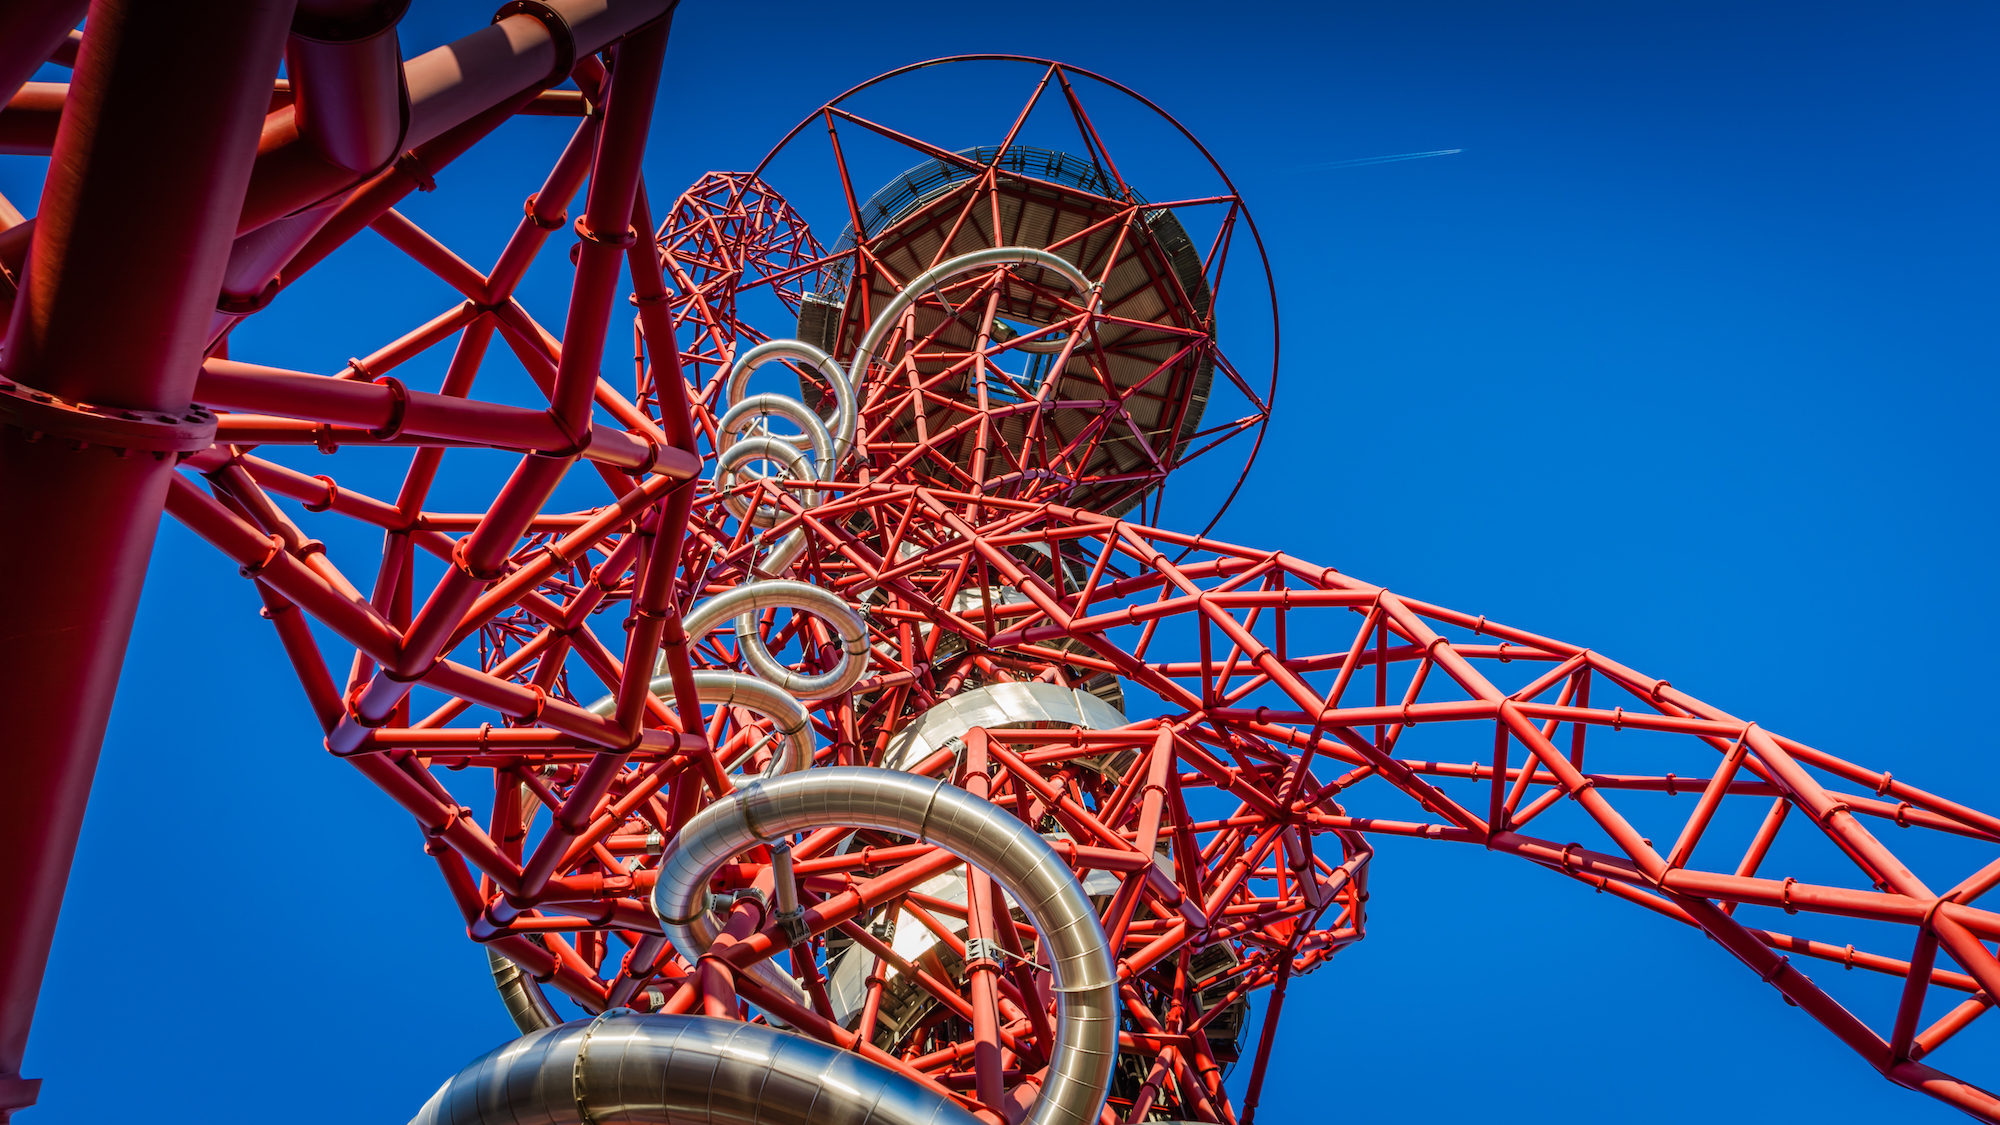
[
  {"x1": 492, "y1": 0, "x2": 577, "y2": 90},
  {"x1": 0, "y1": 379, "x2": 217, "y2": 458},
  {"x1": 775, "y1": 907, "x2": 809, "y2": 947},
  {"x1": 964, "y1": 936, "x2": 1005, "y2": 971}
]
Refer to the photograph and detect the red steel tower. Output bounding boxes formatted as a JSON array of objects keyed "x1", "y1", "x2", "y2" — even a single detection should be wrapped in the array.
[{"x1": 0, "y1": 8, "x2": 1995, "y2": 1125}]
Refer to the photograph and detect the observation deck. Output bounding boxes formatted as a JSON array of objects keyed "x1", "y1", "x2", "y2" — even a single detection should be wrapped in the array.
[{"x1": 798, "y1": 145, "x2": 1216, "y2": 516}]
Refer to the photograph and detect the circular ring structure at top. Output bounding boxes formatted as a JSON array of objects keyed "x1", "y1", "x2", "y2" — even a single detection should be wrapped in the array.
[{"x1": 750, "y1": 56, "x2": 1279, "y2": 531}]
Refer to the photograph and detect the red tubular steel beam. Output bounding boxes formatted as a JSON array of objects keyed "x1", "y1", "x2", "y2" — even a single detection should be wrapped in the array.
[
  {"x1": 165, "y1": 475, "x2": 405, "y2": 664},
  {"x1": 0, "y1": 6, "x2": 89, "y2": 109},
  {"x1": 285, "y1": 0, "x2": 407, "y2": 175},
  {"x1": 488, "y1": 115, "x2": 601, "y2": 302},
  {"x1": 22, "y1": 42, "x2": 1999, "y2": 1125},
  {"x1": 0, "y1": 85, "x2": 64, "y2": 159},
  {"x1": 1237, "y1": 957, "x2": 1290, "y2": 1125},
  {"x1": 236, "y1": 0, "x2": 677, "y2": 238},
  {"x1": 0, "y1": 78, "x2": 592, "y2": 164},
  {"x1": 960, "y1": 731, "x2": 1008, "y2": 1110},
  {"x1": 0, "y1": 1, "x2": 295, "y2": 1116},
  {"x1": 195, "y1": 359, "x2": 696, "y2": 475},
  {"x1": 548, "y1": 18, "x2": 668, "y2": 436}
]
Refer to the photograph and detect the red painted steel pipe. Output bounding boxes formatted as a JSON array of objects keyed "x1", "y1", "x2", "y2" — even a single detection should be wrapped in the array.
[
  {"x1": 22, "y1": 40, "x2": 2000, "y2": 1125},
  {"x1": 0, "y1": 85, "x2": 65, "y2": 158},
  {"x1": 195, "y1": 359, "x2": 695, "y2": 475},
  {"x1": 0, "y1": 2, "x2": 295, "y2": 1116},
  {"x1": 237, "y1": 0, "x2": 677, "y2": 239},
  {"x1": 0, "y1": 5, "x2": 88, "y2": 111},
  {"x1": 286, "y1": 0, "x2": 408, "y2": 173}
]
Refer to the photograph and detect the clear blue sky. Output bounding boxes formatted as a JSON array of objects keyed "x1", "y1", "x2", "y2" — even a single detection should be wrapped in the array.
[{"x1": 10, "y1": 1, "x2": 1997, "y2": 1121}]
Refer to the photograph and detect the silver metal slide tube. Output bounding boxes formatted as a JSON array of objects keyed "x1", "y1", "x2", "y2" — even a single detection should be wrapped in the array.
[
  {"x1": 682, "y1": 579, "x2": 870, "y2": 700},
  {"x1": 453, "y1": 255, "x2": 1123, "y2": 1125},
  {"x1": 713, "y1": 436, "x2": 818, "y2": 574},
  {"x1": 847, "y1": 247, "x2": 1098, "y2": 385},
  {"x1": 587, "y1": 670, "x2": 813, "y2": 789},
  {"x1": 650, "y1": 767, "x2": 1119, "y2": 1125},
  {"x1": 408, "y1": 1010, "x2": 981, "y2": 1125},
  {"x1": 487, "y1": 948, "x2": 561, "y2": 1032},
  {"x1": 717, "y1": 392, "x2": 836, "y2": 483},
  {"x1": 715, "y1": 436, "x2": 815, "y2": 529},
  {"x1": 723, "y1": 339, "x2": 856, "y2": 464},
  {"x1": 710, "y1": 340, "x2": 851, "y2": 575},
  {"x1": 585, "y1": 670, "x2": 817, "y2": 1015}
]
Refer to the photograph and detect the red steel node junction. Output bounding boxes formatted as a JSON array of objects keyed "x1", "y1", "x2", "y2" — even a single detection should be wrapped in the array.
[{"x1": 0, "y1": 5, "x2": 1994, "y2": 1123}]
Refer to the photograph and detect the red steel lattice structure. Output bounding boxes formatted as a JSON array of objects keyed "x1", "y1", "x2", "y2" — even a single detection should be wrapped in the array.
[{"x1": 0, "y1": 6, "x2": 1996, "y2": 1124}]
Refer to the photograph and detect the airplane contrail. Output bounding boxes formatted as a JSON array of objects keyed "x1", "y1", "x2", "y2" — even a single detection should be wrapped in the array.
[{"x1": 1309, "y1": 148, "x2": 1463, "y2": 169}]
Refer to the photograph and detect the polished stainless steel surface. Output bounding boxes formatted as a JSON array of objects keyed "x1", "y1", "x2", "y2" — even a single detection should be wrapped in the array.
[
  {"x1": 714, "y1": 434, "x2": 819, "y2": 574},
  {"x1": 722, "y1": 338, "x2": 857, "y2": 465},
  {"x1": 487, "y1": 948, "x2": 560, "y2": 1034},
  {"x1": 716, "y1": 392, "x2": 835, "y2": 478},
  {"x1": 585, "y1": 666, "x2": 815, "y2": 1014},
  {"x1": 466, "y1": 257, "x2": 1125, "y2": 1125},
  {"x1": 715, "y1": 432, "x2": 823, "y2": 528},
  {"x1": 716, "y1": 258, "x2": 1090, "y2": 577},
  {"x1": 408, "y1": 1011, "x2": 983, "y2": 1125},
  {"x1": 586, "y1": 670, "x2": 813, "y2": 787},
  {"x1": 569, "y1": 583, "x2": 857, "y2": 1023},
  {"x1": 681, "y1": 580, "x2": 870, "y2": 701},
  {"x1": 880, "y1": 681, "x2": 1128, "y2": 774},
  {"x1": 846, "y1": 247, "x2": 1098, "y2": 392},
  {"x1": 820, "y1": 833, "x2": 1120, "y2": 1034},
  {"x1": 710, "y1": 338, "x2": 852, "y2": 577},
  {"x1": 713, "y1": 393, "x2": 835, "y2": 569},
  {"x1": 650, "y1": 767, "x2": 1119, "y2": 1125}
]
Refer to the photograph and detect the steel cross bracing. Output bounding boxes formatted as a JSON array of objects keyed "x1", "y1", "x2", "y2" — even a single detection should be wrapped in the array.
[
  {"x1": 641, "y1": 170, "x2": 831, "y2": 415},
  {"x1": 0, "y1": 8, "x2": 1992, "y2": 1125}
]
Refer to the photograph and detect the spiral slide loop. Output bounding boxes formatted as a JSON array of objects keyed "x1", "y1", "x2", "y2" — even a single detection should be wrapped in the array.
[
  {"x1": 451, "y1": 257, "x2": 1120, "y2": 1125},
  {"x1": 721, "y1": 338, "x2": 856, "y2": 464},
  {"x1": 652, "y1": 768, "x2": 1119, "y2": 1125},
  {"x1": 682, "y1": 579, "x2": 870, "y2": 700},
  {"x1": 708, "y1": 342, "x2": 848, "y2": 576},
  {"x1": 586, "y1": 670, "x2": 813, "y2": 788},
  {"x1": 580, "y1": 666, "x2": 814, "y2": 1017},
  {"x1": 847, "y1": 246, "x2": 1099, "y2": 384}
]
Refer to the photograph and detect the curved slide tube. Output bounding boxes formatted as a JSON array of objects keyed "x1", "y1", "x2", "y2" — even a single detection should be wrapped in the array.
[
  {"x1": 586, "y1": 669, "x2": 814, "y2": 791},
  {"x1": 847, "y1": 247, "x2": 1099, "y2": 382},
  {"x1": 449, "y1": 258, "x2": 1118, "y2": 1125},
  {"x1": 713, "y1": 435, "x2": 820, "y2": 575},
  {"x1": 408, "y1": 1011, "x2": 982, "y2": 1125},
  {"x1": 682, "y1": 579, "x2": 870, "y2": 700},
  {"x1": 651, "y1": 767, "x2": 1119, "y2": 1125},
  {"x1": 711, "y1": 341, "x2": 850, "y2": 576},
  {"x1": 582, "y1": 669, "x2": 814, "y2": 1014},
  {"x1": 723, "y1": 338, "x2": 857, "y2": 465},
  {"x1": 708, "y1": 253, "x2": 1085, "y2": 577}
]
